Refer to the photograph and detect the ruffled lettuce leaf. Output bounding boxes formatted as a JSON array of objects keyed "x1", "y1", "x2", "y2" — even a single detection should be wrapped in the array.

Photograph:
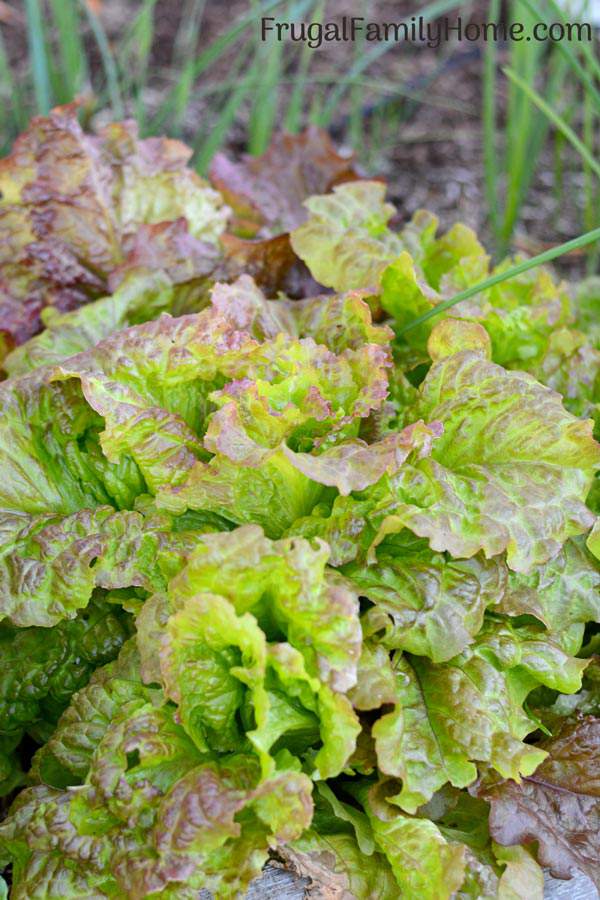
[
  {"x1": 29, "y1": 639, "x2": 159, "y2": 788},
  {"x1": 373, "y1": 348, "x2": 599, "y2": 572},
  {"x1": 0, "y1": 573, "x2": 333, "y2": 899},
  {"x1": 0, "y1": 104, "x2": 228, "y2": 354},
  {"x1": 0, "y1": 596, "x2": 131, "y2": 749},
  {"x1": 345, "y1": 537, "x2": 508, "y2": 662},
  {"x1": 49, "y1": 309, "x2": 264, "y2": 491},
  {"x1": 0, "y1": 506, "x2": 177, "y2": 627},
  {"x1": 2, "y1": 705, "x2": 312, "y2": 898},
  {"x1": 2, "y1": 216, "x2": 226, "y2": 377},
  {"x1": 368, "y1": 620, "x2": 587, "y2": 813},
  {"x1": 161, "y1": 586, "x2": 359, "y2": 779},
  {"x1": 480, "y1": 715, "x2": 600, "y2": 890},
  {"x1": 347, "y1": 779, "x2": 467, "y2": 900},
  {"x1": 290, "y1": 181, "x2": 403, "y2": 291},
  {"x1": 291, "y1": 346, "x2": 599, "y2": 572},
  {"x1": 283, "y1": 779, "x2": 464, "y2": 900},
  {"x1": 157, "y1": 330, "x2": 393, "y2": 534},
  {"x1": 499, "y1": 537, "x2": 600, "y2": 649},
  {"x1": 0, "y1": 306, "x2": 266, "y2": 626},
  {"x1": 208, "y1": 274, "x2": 393, "y2": 351},
  {"x1": 210, "y1": 126, "x2": 361, "y2": 238},
  {"x1": 162, "y1": 526, "x2": 361, "y2": 694}
]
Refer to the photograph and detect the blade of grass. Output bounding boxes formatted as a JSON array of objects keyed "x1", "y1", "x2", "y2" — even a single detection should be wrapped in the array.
[
  {"x1": 149, "y1": 0, "x2": 284, "y2": 133},
  {"x1": 482, "y1": 0, "x2": 501, "y2": 244},
  {"x1": 117, "y1": 0, "x2": 157, "y2": 120},
  {"x1": 583, "y1": 52, "x2": 599, "y2": 273},
  {"x1": 81, "y1": 0, "x2": 124, "y2": 118},
  {"x1": 504, "y1": 66, "x2": 600, "y2": 181},
  {"x1": 170, "y1": 0, "x2": 207, "y2": 134},
  {"x1": 518, "y1": 0, "x2": 600, "y2": 116},
  {"x1": 248, "y1": 0, "x2": 315, "y2": 153},
  {"x1": 247, "y1": 2, "x2": 283, "y2": 155},
  {"x1": 122, "y1": 0, "x2": 158, "y2": 132},
  {"x1": 348, "y1": 0, "x2": 369, "y2": 150},
  {"x1": 248, "y1": 44, "x2": 282, "y2": 154},
  {"x1": 0, "y1": 26, "x2": 25, "y2": 139},
  {"x1": 50, "y1": 0, "x2": 86, "y2": 102},
  {"x1": 193, "y1": 48, "x2": 255, "y2": 174},
  {"x1": 501, "y1": 51, "x2": 569, "y2": 250},
  {"x1": 396, "y1": 225, "x2": 600, "y2": 336},
  {"x1": 284, "y1": 0, "x2": 324, "y2": 132},
  {"x1": 500, "y1": 0, "x2": 546, "y2": 248},
  {"x1": 542, "y1": 0, "x2": 600, "y2": 85},
  {"x1": 24, "y1": 0, "x2": 52, "y2": 113}
]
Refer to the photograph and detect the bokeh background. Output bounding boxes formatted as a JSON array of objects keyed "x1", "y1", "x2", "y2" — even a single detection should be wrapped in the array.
[{"x1": 1, "y1": 0, "x2": 598, "y2": 271}]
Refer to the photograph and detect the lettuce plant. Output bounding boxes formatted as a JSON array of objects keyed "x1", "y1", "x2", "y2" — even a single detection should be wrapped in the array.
[{"x1": 0, "y1": 115, "x2": 598, "y2": 900}]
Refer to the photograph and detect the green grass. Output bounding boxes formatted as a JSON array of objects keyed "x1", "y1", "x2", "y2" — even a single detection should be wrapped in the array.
[
  {"x1": 483, "y1": 0, "x2": 600, "y2": 264},
  {"x1": 2, "y1": 0, "x2": 475, "y2": 161},
  {"x1": 397, "y1": 224, "x2": 600, "y2": 336}
]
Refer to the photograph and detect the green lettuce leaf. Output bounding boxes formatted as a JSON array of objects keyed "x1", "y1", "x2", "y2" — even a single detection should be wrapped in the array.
[
  {"x1": 164, "y1": 526, "x2": 362, "y2": 693},
  {"x1": 161, "y1": 588, "x2": 359, "y2": 778},
  {"x1": 373, "y1": 349, "x2": 599, "y2": 572},
  {"x1": 370, "y1": 620, "x2": 586, "y2": 812},
  {"x1": 2, "y1": 636, "x2": 315, "y2": 899},
  {"x1": 290, "y1": 181, "x2": 403, "y2": 291},
  {"x1": 157, "y1": 333, "x2": 392, "y2": 533},
  {"x1": 350, "y1": 780, "x2": 467, "y2": 900},
  {"x1": 499, "y1": 537, "x2": 600, "y2": 648},
  {"x1": 0, "y1": 506, "x2": 174, "y2": 626},
  {"x1": 29, "y1": 639, "x2": 158, "y2": 788},
  {"x1": 3, "y1": 735, "x2": 312, "y2": 899},
  {"x1": 0, "y1": 596, "x2": 131, "y2": 747},
  {"x1": 345, "y1": 538, "x2": 507, "y2": 662},
  {"x1": 588, "y1": 519, "x2": 600, "y2": 560}
]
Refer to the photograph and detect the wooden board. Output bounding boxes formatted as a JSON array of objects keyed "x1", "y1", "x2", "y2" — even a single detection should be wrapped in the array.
[{"x1": 238, "y1": 864, "x2": 599, "y2": 899}]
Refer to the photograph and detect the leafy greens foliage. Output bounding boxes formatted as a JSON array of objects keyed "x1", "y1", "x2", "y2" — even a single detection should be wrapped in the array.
[{"x1": 0, "y1": 112, "x2": 598, "y2": 899}]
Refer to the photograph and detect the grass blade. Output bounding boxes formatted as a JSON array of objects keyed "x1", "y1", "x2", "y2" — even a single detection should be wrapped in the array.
[
  {"x1": 170, "y1": 0, "x2": 206, "y2": 134},
  {"x1": 396, "y1": 225, "x2": 600, "y2": 336},
  {"x1": 284, "y1": 0, "x2": 324, "y2": 132},
  {"x1": 482, "y1": 0, "x2": 500, "y2": 244},
  {"x1": 81, "y1": 0, "x2": 124, "y2": 118},
  {"x1": 24, "y1": 0, "x2": 52, "y2": 113},
  {"x1": 124, "y1": 0, "x2": 158, "y2": 131},
  {"x1": 50, "y1": 0, "x2": 86, "y2": 102},
  {"x1": 518, "y1": 0, "x2": 600, "y2": 117},
  {"x1": 248, "y1": 0, "x2": 283, "y2": 155},
  {"x1": 504, "y1": 66, "x2": 600, "y2": 181},
  {"x1": 193, "y1": 49, "x2": 255, "y2": 174},
  {"x1": 149, "y1": 0, "x2": 283, "y2": 133},
  {"x1": 542, "y1": 0, "x2": 600, "y2": 86},
  {"x1": 0, "y1": 26, "x2": 25, "y2": 140}
]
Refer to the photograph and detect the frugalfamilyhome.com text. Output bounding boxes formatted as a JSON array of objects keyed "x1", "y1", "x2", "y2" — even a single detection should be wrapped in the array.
[{"x1": 260, "y1": 15, "x2": 594, "y2": 49}]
